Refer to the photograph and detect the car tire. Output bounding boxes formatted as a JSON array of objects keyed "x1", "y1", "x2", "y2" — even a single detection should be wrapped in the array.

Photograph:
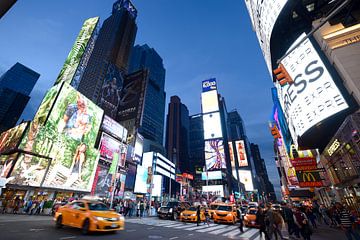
[
  {"x1": 56, "y1": 216, "x2": 63, "y2": 229},
  {"x1": 214, "y1": 220, "x2": 218, "y2": 224},
  {"x1": 82, "y1": 219, "x2": 90, "y2": 235}
]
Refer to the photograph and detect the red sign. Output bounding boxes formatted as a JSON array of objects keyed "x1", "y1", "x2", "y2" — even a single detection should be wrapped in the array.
[
  {"x1": 182, "y1": 173, "x2": 194, "y2": 180},
  {"x1": 296, "y1": 171, "x2": 323, "y2": 188},
  {"x1": 230, "y1": 194, "x2": 235, "y2": 203},
  {"x1": 291, "y1": 157, "x2": 317, "y2": 171}
]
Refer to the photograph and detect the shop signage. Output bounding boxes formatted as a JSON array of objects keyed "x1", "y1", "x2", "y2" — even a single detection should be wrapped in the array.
[
  {"x1": 327, "y1": 139, "x2": 340, "y2": 156},
  {"x1": 290, "y1": 145, "x2": 317, "y2": 171},
  {"x1": 296, "y1": 170, "x2": 323, "y2": 188},
  {"x1": 202, "y1": 78, "x2": 217, "y2": 92},
  {"x1": 182, "y1": 173, "x2": 194, "y2": 180}
]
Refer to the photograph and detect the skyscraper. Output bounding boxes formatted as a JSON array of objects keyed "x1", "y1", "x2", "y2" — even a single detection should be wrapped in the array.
[
  {"x1": 165, "y1": 96, "x2": 190, "y2": 174},
  {"x1": 129, "y1": 44, "x2": 166, "y2": 147},
  {"x1": 0, "y1": 62, "x2": 40, "y2": 132},
  {"x1": 0, "y1": 0, "x2": 17, "y2": 19},
  {"x1": 227, "y1": 110, "x2": 246, "y2": 141},
  {"x1": 77, "y1": 0, "x2": 138, "y2": 103}
]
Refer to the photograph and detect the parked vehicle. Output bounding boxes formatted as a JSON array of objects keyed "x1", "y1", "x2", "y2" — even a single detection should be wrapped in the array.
[{"x1": 157, "y1": 201, "x2": 190, "y2": 220}]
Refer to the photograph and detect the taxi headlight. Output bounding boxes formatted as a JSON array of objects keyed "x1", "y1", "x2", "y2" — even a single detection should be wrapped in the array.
[
  {"x1": 227, "y1": 213, "x2": 233, "y2": 217},
  {"x1": 169, "y1": 208, "x2": 173, "y2": 213},
  {"x1": 95, "y1": 216, "x2": 105, "y2": 221},
  {"x1": 119, "y1": 216, "x2": 125, "y2": 221},
  {"x1": 191, "y1": 214, "x2": 196, "y2": 217},
  {"x1": 180, "y1": 212, "x2": 183, "y2": 216}
]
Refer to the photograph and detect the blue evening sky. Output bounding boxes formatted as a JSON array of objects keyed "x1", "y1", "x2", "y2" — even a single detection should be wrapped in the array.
[{"x1": 0, "y1": 0, "x2": 280, "y2": 197}]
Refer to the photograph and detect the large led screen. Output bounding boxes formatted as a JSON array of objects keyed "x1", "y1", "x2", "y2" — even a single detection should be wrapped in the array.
[
  {"x1": 125, "y1": 163, "x2": 136, "y2": 190},
  {"x1": 237, "y1": 170, "x2": 254, "y2": 191},
  {"x1": 0, "y1": 153, "x2": 18, "y2": 178},
  {"x1": 133, "y1": 133, "x2": 143, "y2": 163},
  {"x1": 235, "y1": 140, "x2": 248, "y2": 167},
  {"x1": 205, "y1": 139, "x2": 226, "y2": 171},
  {"x1": 102, "y1": 115, "x2": 127, "y2": 141},
  {"x1": 20, "y1": 83, "x2": 103, "y2": 192},
  {"x1": 134, "y1": 165, "x2": 148, "y2": 194},
  {"x1": 228, "y1": 141, "x2": 235, "y2": 170},
  {"x1": 93, "y1": 165, "x2": 112, "y2": 197},
  {"x1": 152, "y1": 174, "x2": 162, "y2": 197},
  {"x1": 55, "y1": 17, "x2": 99, "y2": 86},
  {"x1": 7, "y1": 153, "x2": 49, "y2": 187},
  {"x1": 201, "y1": 171, "x2": 222, "y2": 181},
  {"x1": 0, "y1": 122, "x2": 28, "y2": 154},
  {"x1": 99, "y1": 133, "x2": 125, "y2": 168},
  {"x1": 203, "y1": 112, "x2": 223, "y2": 140},
  {"x1": 202, "y1": 185, "x2": 224, "y2": 197},
  {"x1": 201, "y1": 90, "x2": 219, "y2": 114},
  {"x1": 277, "y1": 33, "x2": 349, "y2": 137}
]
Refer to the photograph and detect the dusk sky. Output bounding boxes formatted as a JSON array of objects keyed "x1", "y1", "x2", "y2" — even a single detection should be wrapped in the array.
[{"x1": 0, "y1": 1, "x2": 279, "y2": 197}]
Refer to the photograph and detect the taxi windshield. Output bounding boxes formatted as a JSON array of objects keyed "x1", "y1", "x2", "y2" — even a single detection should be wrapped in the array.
[
  {"x1": 88, "y1": 202, "x2": 109, "y2": 211},
  {"x1": 210, "y1": 205, "x2": 219, "y2": 210},
  {"x1": 248, "y1": 209, "x2": 257, "y2": 215},
  {"x1": 217, "y1": 206, "x2": 232, "y2": 211},
  {"x1": 188, "y1": 207, "x2": 197, "y2": 211}
]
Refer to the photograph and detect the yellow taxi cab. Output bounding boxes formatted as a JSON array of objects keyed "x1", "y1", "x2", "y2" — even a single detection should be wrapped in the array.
[
  {"x1": 244, "y1": 208, "x2": 258, "y2": 228},
  {"x1": 54, "y1": 200, "x2": 125, "y2": 234},
  {"x1": 179, "y1": 206, "x2": 205, "y2": 223},
  {"x1": 213, "y1": 204, "x2": 237, "y2": 224},
  {"x1": 208, "y1": 202, "x2": 224, "y2": 219}
]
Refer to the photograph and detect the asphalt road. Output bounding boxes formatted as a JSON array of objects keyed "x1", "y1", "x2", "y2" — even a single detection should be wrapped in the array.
[{"x1": 0, "y1": 214, "x2": 350, "y2": 240}]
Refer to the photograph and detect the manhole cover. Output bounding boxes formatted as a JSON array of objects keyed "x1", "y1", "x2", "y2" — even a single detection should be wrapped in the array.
[{"x1": 148, "y1": 236, "x2": 163, "y2": 239}]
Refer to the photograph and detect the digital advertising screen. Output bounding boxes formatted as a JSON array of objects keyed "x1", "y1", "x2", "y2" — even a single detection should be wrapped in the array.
[
  {"x1": 99, "y1": 133, "x2": 125, "y2": 167},
  {"x1": 134, "y1": 165, "x2": 148, "y2": 194},
  {"x1": 201, "y1": 171, "x2": 222, "y2": 181},
  {"x1": 205, "y1": 139, "x2": 226, "y2": 171},
  {"x1": 20, "y1": 83, "x2": 103, "y2": 192},
  {"x1": 0, "y1": 153, "x2": 19, "y2": 178},
  {"x1": 228, "y1": 141, "x2": 235, "y2": 170},
  {"x1": 203, "y1": 112, "x2": 223, "y2": 140},
  {"x1": 0, "y1": 122, "x2": 28, "y2": 154},
  {"x1": 55, "y1": 17, "x2": 99, "y2": 86},
  {"x1": 236, "y1": 170, "x2": 254, "y2": 191},
  {"x1": 102, "y1": 115, "x2": 127, "y2": 141},
  {"x1": 125, "y1": 163, "x2": 136, "y2": 190},
  {"x1": 133, "y1": 133, "x2": 144, "y2": 163},
  {"x1": 202, "y1": 185, "x2": 224, "y2": 197},
  {"x1": 235, "y1": 140, "x2": 248, "y2": 167},
  {"x1": 201, "y1": 90, "x2": 219, "y2": 114},
  {"x1": 7, "y1": 153, "x2": 49, "y2": 187},
  {"x1": 94, "y1": 165, "x2": 112, "y2": 197},
  {"x1": 152, "y1": 174, "x2": 162, "y2": 197},
  {"x1": 277, "y1": 33, "x2": 349, "y2": 137}
]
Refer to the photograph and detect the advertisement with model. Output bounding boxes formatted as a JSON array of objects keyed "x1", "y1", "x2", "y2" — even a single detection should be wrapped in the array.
[
  {"x1": 235, "y1": 140, "x2": 248, "y2": 167},
  {"x1": 204, "y1": 139, "x2": 226, "y2": 171},
  {"x1": 0, "y1": 122, "x2": 28, "y2": 154}
]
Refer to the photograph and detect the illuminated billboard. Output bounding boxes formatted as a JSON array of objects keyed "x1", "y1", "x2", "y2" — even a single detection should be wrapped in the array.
[
  {"x1": 7, "y1": 153, "x2": 49, "y2": 187},
  {"x1": 201, "y1": 90, "x2": 219, "y2": 114},
  {"x1": 0, "y1": 153, "x2": 19, "y2": 178},
  {"x1": 201, "y1": 171, "x2": 222, "y2": 181},
  {"x1": 19, "y1": 83, "x2": 103, "y2": 192},
  {"x1": 152, "y1": 174, "x2": 162, "y2": 197},
  {"x1": 93, "y1": 165, "x2": 112, "y2": 197},
  {"x1": 245, "y1": 0, "x2": 288, "y2": 73},
  {"x1": 202, "y1": 78, "x2": 217, "y2": 92},
  {"x1": 228, "y1": 142, "x2": 236, "y2": 170},
  {"x1": 99, "y1": 133, "x2": 125, "y2": 168},
  {"x1": 203, "y1": 112, "x2": 223, "y2": 140},
  {"x1": 205, "y1": 139, "x2": 226, "y2": 171},
  {"x1": 102, "y1": 115, "x2": 127, "y2": 141},
  {"x1": 236, "y1": 169, "x2": 254, "y2": 191},
  {"x1": 133, "y1": 133, "x2": 143, "y2": 163},
  {"x1": 235, "y1": 140, "x2": 248, "y2": 167},
  {"x1": 55, "y1": 17, "x2": 99, "y2": 86},
  {"x1": 134, "y1": 165, "x2": 148, "y2": 194},
  {"x1": 202, "y1": 185, "x2": 224, "y2": 197},
  {"x1": 0, "y1": 122, "x2": 28, "y2": 154},
  {"x1": 277, "y1": 33, "x2": 349, "y2": 137}
]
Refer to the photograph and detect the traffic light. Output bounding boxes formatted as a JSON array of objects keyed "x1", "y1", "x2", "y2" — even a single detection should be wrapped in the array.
[
  {"x1": 273, "y1": 63, "x2": 293, "y2": 86},
  {"x1": 270, "y1": 124, "x2": 282, "y2": 139}
]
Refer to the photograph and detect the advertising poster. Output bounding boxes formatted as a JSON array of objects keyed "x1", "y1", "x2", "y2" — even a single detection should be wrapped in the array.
[
  {"x1": 133, "y1": 133, "x2": 143, "y2": 163},
  {"x1": 277, "y1": 33, "x2": 349, "y2": 137},
  {"x1": 202, "y1": 185, "x2": 224, "y2": 197},
  {"x1": 203, "y1": 112, "x2": 223, "y2": 140},
  {"x1": 98, "y1": 63, "x2": 124, "y2": 119},
  {"x1": 102, "y1": 115, "x2": 127, "y2": 141},
  {"x1": 228, "y1": 142, "x2": 235, "y2": 170},
  {"x1": 0, "y1": 122, "x2": 28, "y2": 154},
  {"x1": 237, "y1": 170, "x2": 254, "y2": 191},
  {"x1": 115, "y1": 173, "x2": 126, "y2": 197},
  {"x1": 94, "y1": 165, "x2": 112, "y2": 197},
  {"x1": 125, "y1": 163, "x2": 137, "y2": 190},
  {"x1": 152, "y1": 174, "x2": 162, "y2": 197},
  {"x1": 20, "y1": 83, "x2": 103, "y2": 192},
  {"x1": 205, "y1": 139, "x2": 226, "y2": 171},
  {"x1": 99, "y1": 133, "x2": 125, "y2": 168},
  {"x1": 201, "y1": 90, "x2": 219, "y2": 114},
  {"x1": 134, "y1": 165, "x2": 148, "y2": 194},
  {"x1": 235, "y1": 140, "x2": 248, "y2": 167},
  {"x1": 201, "y1": 171, "x2": 222, "y2": 181},
  {"x1": 7, "y1": 153, "x2": 49, "y2": 187},
  {"x1": 55, "y1": 17, "x2": 99, "y2": 86},
  {"x1": 0, "y1": 153, "x2": 19, "y2": 178}
]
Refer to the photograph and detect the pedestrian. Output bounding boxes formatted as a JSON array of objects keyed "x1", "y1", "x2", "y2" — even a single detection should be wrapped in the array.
[
  {"x1": 294, "y1": 207, "x2": 312, "y2": 240},
  {"x1": 306, "y1": 207, "x2": 317, "y2": 229},
  {"x1": 204, "y1": 208, "x2": 210, "y2": 226},
  {"x1": 265, "y1": 203, "x2": 276, "y2": 240},
  {"x1": 256, "y1": 207, "x2": 270, "y2": 240},
  {"x1": 336, "y1": 202, "x2": 360, "y2": 240},
  {"x1": 273, "y1": 209, "x2": 285, "y2": 240},
  {"x1": 282, "y1": 203, "x2": 300, "y2": 238},
  {"x1": 140, "y1": 200, "x2": 145, "y2": 218},
  {"x1": 236, "y1": 206, "x2": 244, "y2": 233},
  {"x1": 196, "y1": 205, "x2": 201, "y2": 226}
]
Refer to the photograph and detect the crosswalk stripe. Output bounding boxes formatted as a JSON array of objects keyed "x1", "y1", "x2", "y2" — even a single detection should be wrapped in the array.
[
  {"x1": 208, "y1": 225, "x2": 239, "y2": 235},
  {"x1": 196, "y1": 224, "x2": 226, "y2": 232},
  {"x1": 241, "y1": 228, "x2": 258, "y2": 238},
  {"x1": 222, "y1": 227, "x2": 250, "y2": 238},
  {"x1": 172, "y1": 224, "x2": 196, "y2": 229},
  {"x1": 163, "y1": 223, "x2": 185, "y2": 228},
  {"x1": 183, "y1": 224, "x2": 216, "y2": 231},
  {"x1": 249, "y1": 231, "x2": 260, "y2": 240}
]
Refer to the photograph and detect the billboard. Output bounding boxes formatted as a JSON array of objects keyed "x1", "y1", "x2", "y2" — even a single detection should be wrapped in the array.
[
  {"x1": 245, "y1": 0, "x2": 288, "y2": 73},
  {"x1": 205, "y1": 139, "x2": 226, "y2": 171},
  {"x1": 152, "y1": 174, "x2": 162, "y2": 197},
  {"x1": 0, "y1": 122, "x2": 28, "y2": 154},
  {"x1": 7, "y1": 153, "x2": 49, "y2": 187},
  {"x1": 277, "y1": 33, "x2": 349, "y2": 137},
  {"x1": 296, "y1": 170, "x2": 323, "y2": 188},
  {"x1": 290, "y1": 145, "x2": 317, "y2": 171},
  {"x1": 133, "y1": 133, "x2": 144, "y2": 163},
  {"x1": 202, "y1": 78, "x2": 217, "y2": 92},
  {"x1": 134, "y1": 165, "x2": 148, "y2": 194},
  {"x1": 125, "y1": 163, "x2": 136, "y2": 189},
  {"x1": 20, "y1": 83, "x2": 103, "y2": 192},
  {"x1": 236, "y1": 169, "x2": 254, "y2": 191},
  {"x1": 55, "y1": 17, "x2": 99, "y2": 86},
  {"x1": 0, "y1": 153, "x2": 19, "y2": 178},
  {"x1": 201, "y1": 90, "x2": 219, "y2": 114},
  {"x1": 93, "y1": 165, "x2": 112, "y2": 197},
  {"x1": 102, "y1": 115, "x2": 127, "y2": 141},
  {"x1": 201, "y1": 171, "x2": 222, "y2": 181},
  {"x1": 203, "y1": 112, "x2": 223, "y2": 140},
  {"x1": 202, "y1": 185, "x2": 224, "y2": 197},
  {"x1": 99, "y1": 133, "x2": 125, "y2": 168},
  {"x1": 235, "y1": 140, "x2": 248, "y2": 167},
  {"x1": 98, "y1": 63, "x2": 124, "y2": 118}
]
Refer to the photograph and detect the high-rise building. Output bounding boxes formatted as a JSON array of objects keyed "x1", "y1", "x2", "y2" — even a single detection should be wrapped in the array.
[
  {"x1": 128, "y1": 44, "x2": 166, "y2": 147},
  {"x1": 189, "y1": 114, "x2": 204, "y2": 189},
  {"x1": 77, "y1": 0, "x2": 138, "y2": 103},
  {"x1": 227, "y1": 110, "x2": 246, "y2": 141},
  {"x1": 0, "y1": 63, "x2": 39, "y2": 132},
  {"x1": 0, "y1": 0, "x2": 17, "y2": 19},
  {"x1": 165, "y1": 96, "x2": 190, "y2": 174}
]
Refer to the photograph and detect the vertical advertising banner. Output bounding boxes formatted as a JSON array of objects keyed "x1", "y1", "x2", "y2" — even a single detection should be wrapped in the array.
[
  {"x1": 235, "y1": 140, "x2": 248, "y2": 167},
  {"x1": 228, "y1": 141, "x2": 236, "y2": 170},
  {"x1": 237, "y1": 170, "x2": 254, "y2": 191},
  {"x1": 204, "y1": 139, "x2": 226, "y2": 171},
  {"x1": 55, "y1": 17, "x2": 100, "y2": 86}
]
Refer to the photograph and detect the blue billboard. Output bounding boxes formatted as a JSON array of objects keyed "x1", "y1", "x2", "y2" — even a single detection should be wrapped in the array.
[{"x1": 202, "y1": 78, "x2": 217, "y2": 92}]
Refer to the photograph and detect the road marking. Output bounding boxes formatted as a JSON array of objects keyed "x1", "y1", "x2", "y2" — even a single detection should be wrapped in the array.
[
  {"x1": 169, "y1": 237, "x2": 179, "y2": 240},
  {"x1": 59, "y1": 237, "x2": 76, "y2": 240},
  {"x1": 29, "y1": 228, "x2": 44, "y2": 232},
  {"x1": 241, "y1": 228, "x2": 258, "y2": 238},
  {"x1": 196, "y1": 224, "x2": 225, "y2": 232},
  {"x1": 188, "y1": 234, "x2": 193, "y2": 236},
  {"x1": 208, "y1": 225, "x2": 239, "y2": 235},
  {"x1": 184, "y1": 224, "x2": 216, "y2": 231},
  {"x1": 223, "y1": 227, "x2": 250, "y2": 238},
  {"x1": 147, "y1": 227, "x2": 154, "y2": 230},
  {"x1": 126, "y1": 229, "x2": 136, "y2": 232},
  {"x1": 163, "y1": 223, "x2": 184, "y2": 228}
]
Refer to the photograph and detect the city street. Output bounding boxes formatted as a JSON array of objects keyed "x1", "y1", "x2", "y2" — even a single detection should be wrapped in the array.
[{"x1": 0, "y1": 214, "x2": 348, "y2": 240}]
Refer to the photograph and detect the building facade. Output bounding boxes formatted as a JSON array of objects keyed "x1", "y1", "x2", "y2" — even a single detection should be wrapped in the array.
[{"x1": 0, "y1": 0, "x2": 17, "y2": 19}]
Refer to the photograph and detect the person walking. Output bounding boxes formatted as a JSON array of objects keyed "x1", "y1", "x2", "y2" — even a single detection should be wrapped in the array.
[
  {"x1": 237, "y1": 206, "x2": 244, "y2": 233},
  {"x1": 204, "y1": 208, "x2": 210, "y2": 226},
  {"x1": 196, "y1": 205, "x2": 201, "y2": 226},
  {"x1": 256, "y1": 207, "x2": 270, "y2": 240},
  {"x1": 282, "y1": 203, "x2": 300, "y2": 238},
  {"x1": 140, "y1": 200, "x2": 145, "y2": 218},
  {"x1": 336, "y1": 202, "x2": 360, "y2": 240},
  {"x1": 294, "y1": 207, "x2": 312, "y2": 240},
  {"x1": 265, "y1": 204, "x2": 276, "y2": 239}
]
